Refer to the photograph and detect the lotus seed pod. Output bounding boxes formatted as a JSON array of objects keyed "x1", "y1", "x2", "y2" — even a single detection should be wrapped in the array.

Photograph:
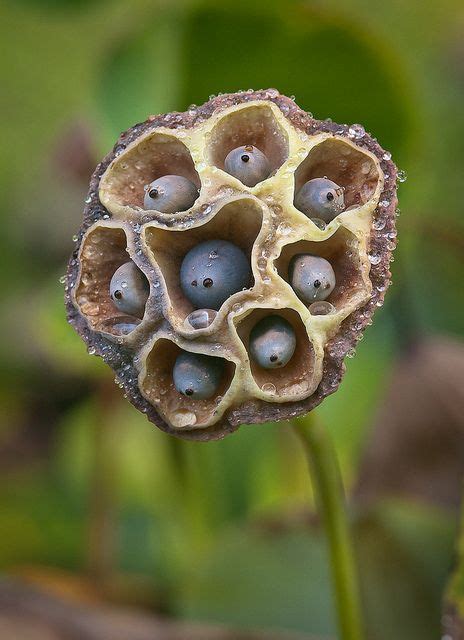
[
  {"x1": 249, "y1": 315, "x2": 296, "y2": 369},
  {"x1": 294, "y1": 178, "x2": 345, "y2": 222},
  {"x1": 289, "y1": 254, "x2": 336, "y2": 304},
  {"x1": 173, "y1": 351, "x2": 225, "y2": 399},
  {"x1": 180, "y1": 239, "x2": 252, "y2": 310},
  {"x1": 224, "y1": 145, "x2": 271, "y2": 187},
  {"x1": 66, "y1": 89, "x2": 399, "y2": 440},
  {"x1": 109, "y1": 261, "x2": 149, "y2": 318},
  {"x1": 144, "y1": 175, "x2": 198, "y2": 213}
]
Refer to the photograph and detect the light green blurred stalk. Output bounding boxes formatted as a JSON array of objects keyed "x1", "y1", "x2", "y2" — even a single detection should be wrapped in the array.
[{"x1": 293, "y1": 414, "x2": 365, "y2": 640}]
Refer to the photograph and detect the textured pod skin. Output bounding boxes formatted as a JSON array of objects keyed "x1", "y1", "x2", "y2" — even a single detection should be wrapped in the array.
[{"x1": 65, "y1": 89, "x2": 398, "y2": 441}]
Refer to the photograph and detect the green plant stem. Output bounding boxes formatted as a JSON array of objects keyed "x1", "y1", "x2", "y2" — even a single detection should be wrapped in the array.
[{"x1": 292, "y1": 415, "x2": 365, "y2": 640}]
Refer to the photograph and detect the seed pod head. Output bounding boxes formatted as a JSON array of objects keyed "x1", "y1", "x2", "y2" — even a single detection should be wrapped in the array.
[
  {"x1": 144, "y1": 175, "x2": 198, "y2": 213},
  {"x1": 224, "y1": 145, "x2": 271, "y2": 187},
  {"x1": 294, "y1": 178, "x2": 345, "y2": 222},
  {"x1": 289, "y1": 254, "x2": 336, "y2": 304},
  {"x1": 249, "y1": 315, "x2": 296, "y2": 369},
  {"x1": 66, "y1": 90, "x2": 399, "y2": 440},
  {"x1": 173, "y1": 351, "x2": 225, "y2": 399},
  {"x1": 180, "y1": 239, "x2": 252, "y2": 310},
  {"x1": 109, "y1": 261, "x2": 149, "y2": 318}
]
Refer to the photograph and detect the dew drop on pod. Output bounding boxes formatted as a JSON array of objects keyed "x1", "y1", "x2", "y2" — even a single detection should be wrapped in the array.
[{"x1": 66, "y1": 90, "x2": 398, "y2": 440}]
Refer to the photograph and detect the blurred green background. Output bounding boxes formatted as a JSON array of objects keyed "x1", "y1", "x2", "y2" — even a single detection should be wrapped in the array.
[{"x1": 1, "y1": 0, "x2": 464, "y2": 638}]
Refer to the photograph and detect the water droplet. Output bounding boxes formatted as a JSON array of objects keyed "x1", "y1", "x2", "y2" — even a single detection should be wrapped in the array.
[
  {"x1": 373, "y1": 218, "x2": 386, "y2": 231},
  {"x1": 88, "y1": 346, "x2": 96, "y2": 355},
  {"x1": 361, "y1": 161, "x2": 371, "y2": 175},
  {"x1": 382, "y1": 151, "x2": 392, "y2": 161},
  {"x1": 397, "y1": 169, "x2": 407, "y2": 183},
  {"x1": 347, "y1": 348, "x2": 356, "y2": 358},
  {"x1": 171, "y1": 409, "x2": 197, "y2": 428},
  {"x1": 85, "y1": 196, "x2": 92, "y2": 204},
  {"x1": 379, "y1": 199, "x2": 390, "y2": 208},
  {"x1": 368, "y1": 252, "x2": 382, "y2": 265},
  {"x1": 348, "y1": 124, "x2": 365, "y2": 139},
  {"x1": 200, "y1": 204, "x2": 213, "y2": 215},
  {"x1": 185, "y1": 308, "x2": 217, "y2": 330},
  {"x1": 261, "y1": 382, "x2": 276, "y2": 394},
  {"x1": 309, "y1": 301, "x2": 335, "y2": 315},
  {"x1": 277, "y1": 222, "x2": 292, "y2": 236},
  {"x1": 59, "y1": 275, "x2": 66, "y2": 284},
  {"x1": 72, "y1": 234, "x2": 78, "y2": 242},
  {"x1": 311, "y1": 218, "x2": 327, "y2": 230}
]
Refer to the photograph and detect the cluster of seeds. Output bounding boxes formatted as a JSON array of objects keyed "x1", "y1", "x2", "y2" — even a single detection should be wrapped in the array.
[{"x1": 66, "y1": 90, "x2": 398, "y2": 440}]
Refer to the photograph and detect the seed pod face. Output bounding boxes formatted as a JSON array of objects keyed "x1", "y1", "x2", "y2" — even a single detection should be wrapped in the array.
[
  {"x1": 143, "y1": 175, "x2": 198, "y2": 213},
  {"x1": 289, "y1": 254, "x2": 336, "y2": 303},
  {"x1": 294, "y1": 178, "x2": 345, "y2": 222},
  {"x1": 180, "y1": 239, "x2": 252, "y2": 310},
  {"x1": 173, "y1": 351, "x2": 225, "y2": 399},
  {"x1": 224, "y1": 145, "x2": 271, "y2": 187},
  {"x1": 249, "y1": 315, "x2": 296, "y2": 369},
  {"x1": 66, "y1": 90, "x2": 398, "y2": 440},
  {"x1": 109, "y1": 261, "x2": 149, "y2": 318}
]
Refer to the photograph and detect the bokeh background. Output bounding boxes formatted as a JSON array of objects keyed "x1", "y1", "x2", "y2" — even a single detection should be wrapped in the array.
[{"x1": 1, "y1": 0, "x2": 464, "y2": 638}]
